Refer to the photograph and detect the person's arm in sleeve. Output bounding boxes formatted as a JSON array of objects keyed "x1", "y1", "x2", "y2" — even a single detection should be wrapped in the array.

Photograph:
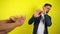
[
  {"x1": 45, "y1": 15, "x2": 52, "y2": 26},
  {"x1": 28, "y1": 15, "x2": 35, "y2": 25}
]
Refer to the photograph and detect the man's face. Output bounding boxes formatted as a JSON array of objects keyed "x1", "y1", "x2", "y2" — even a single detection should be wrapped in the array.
[{"x1": 43, "y1": 6, "x2": 51, "y2": 13}]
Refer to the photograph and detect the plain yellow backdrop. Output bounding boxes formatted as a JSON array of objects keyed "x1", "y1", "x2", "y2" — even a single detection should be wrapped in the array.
[{"x1": 0, "y1": 0, "x2": 60, "y2": 34}]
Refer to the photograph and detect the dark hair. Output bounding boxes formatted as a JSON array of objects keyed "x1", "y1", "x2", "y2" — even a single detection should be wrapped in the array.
[{"x1": 44, "y1": 3, "x2": 52, "y2": 7}]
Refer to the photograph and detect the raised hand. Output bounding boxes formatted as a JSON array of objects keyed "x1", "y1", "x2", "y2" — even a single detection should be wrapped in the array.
[{"x1": 34, "y1": 10, "x2": 41, "y2": 17}]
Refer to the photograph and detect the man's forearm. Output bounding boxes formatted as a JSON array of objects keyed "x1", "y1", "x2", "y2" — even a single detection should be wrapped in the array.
[
  {"x1": 28, "y1": 15, "x2": 35, "y2": 25},
  {"x1": 0, "y1": 20, "x2": 17, "y2": 32},
  {"x1": 45, "y1": 15, "x2": 52, "y2": 26},
  {"x1": 0, "y1": 23, "x2": 17, "y2": 34}
]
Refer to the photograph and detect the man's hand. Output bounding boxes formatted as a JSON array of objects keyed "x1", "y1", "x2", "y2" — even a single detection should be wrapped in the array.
[
  {"x1": 34, "y1": 9, "x2": 47, "y2": 18},
  {"x1": 0, "y1": 15, "x2": 26, "y2": 34},
  {"x1": 9, "y1": 15, "x2": 26, "y2": 26},
  {"x1": 34, "y1": 10, "x2": 41, "y2": 18},
  {"x1": 42, "y1": 9, "x2": 47, "y2": 15},
  {"x1": 15, "y1": 15, "x2": 26, "y2": 26}
]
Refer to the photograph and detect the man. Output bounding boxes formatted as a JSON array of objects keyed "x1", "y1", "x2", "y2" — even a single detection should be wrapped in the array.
[
  {"x1": 28, "y1": 4, "x2": 52, "y2": 34},
  {"x1": 0, "y1": 15, "x2": 26, "y2": 34}
]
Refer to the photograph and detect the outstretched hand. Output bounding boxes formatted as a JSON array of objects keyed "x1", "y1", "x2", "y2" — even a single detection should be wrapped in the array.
[{"x1": 8, "y1": 15, "x2": 26, "y2": 26}]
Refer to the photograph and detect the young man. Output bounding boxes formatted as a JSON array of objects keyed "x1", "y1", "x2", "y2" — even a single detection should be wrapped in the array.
[
  {"x1": 0, "y1": 15, "x2": 26, "y2": 34},
  {"x1": 28, "y1": 4, "x2": 52, "y2": 34}
]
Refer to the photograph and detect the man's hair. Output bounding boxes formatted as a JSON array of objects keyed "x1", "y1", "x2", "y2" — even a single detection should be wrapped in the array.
[{"x1": 44, "y1": 3, "x2": 52, "y2": 7}]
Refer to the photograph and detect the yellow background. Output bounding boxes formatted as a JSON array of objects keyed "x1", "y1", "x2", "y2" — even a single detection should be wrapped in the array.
[{"x1": 0, "y1": 0, "x2": 60, "y2": 34}]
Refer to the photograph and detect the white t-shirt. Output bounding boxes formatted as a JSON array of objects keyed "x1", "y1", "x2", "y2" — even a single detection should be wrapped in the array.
[{"x1": 37, "y1": 13, "x2": 45, "y2": 34}]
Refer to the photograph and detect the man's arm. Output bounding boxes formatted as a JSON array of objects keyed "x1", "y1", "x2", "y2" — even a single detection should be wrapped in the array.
[
  {"x1": 28, "y1": 11, "x2": 41, "y2": 25},
  {"x1": 45, "y1": 15, "x2": 52, "y2": 26},
  {"x1": 0, "y1": 20, "x2": 18, "y2": 34},
  {"x1": 0, "y1": 21, "x2": 17, "y2": 34},
  {"x1": 0, "y1": 17, "x2": 25, "y2": 34},
  {"x1": 28, "y1": 15, "x2": 35, "y2": 25}
]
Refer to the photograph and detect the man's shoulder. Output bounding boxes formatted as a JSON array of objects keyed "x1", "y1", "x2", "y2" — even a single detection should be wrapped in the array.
[{"x1": 47, "y1": 15, "x2": 51, "y2": 19}]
